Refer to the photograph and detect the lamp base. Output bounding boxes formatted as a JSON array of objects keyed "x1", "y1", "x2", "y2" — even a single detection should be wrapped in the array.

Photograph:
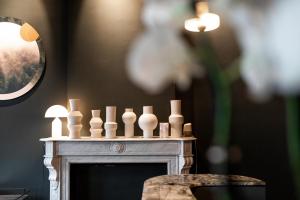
[{"x1": 52, "y1": 117, "x2": 62, "y2": 138}]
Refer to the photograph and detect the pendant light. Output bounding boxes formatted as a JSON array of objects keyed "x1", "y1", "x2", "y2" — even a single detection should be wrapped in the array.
[{"x1": 185, "y1": 1, "x2": 220, "y2": 32}]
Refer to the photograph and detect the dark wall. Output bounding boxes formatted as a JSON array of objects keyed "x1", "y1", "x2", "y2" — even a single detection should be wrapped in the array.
[
  {"x1": 183, "y1": 79, "x2": 294, "y2": 200},
  {"x1": 66, "y1": 0, "x2": 175, "y2": 135},
  {"x1": 229, "y1": 83, "x2": 294, "y2": 200},
  {"x1": 0, "y1": 0, "x2": 67, "y2": 199}
]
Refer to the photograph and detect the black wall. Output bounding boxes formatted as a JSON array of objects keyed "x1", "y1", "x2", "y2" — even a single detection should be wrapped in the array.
[
  {"x1": 66, "y1": 0, "x2": 175, "y2": 136},
  {"x1": 0, "y1": 0, "x2": 67, "y2": 199},
  {"x1": 0, "y1": 0, "x2": 296, "y2": 200}
]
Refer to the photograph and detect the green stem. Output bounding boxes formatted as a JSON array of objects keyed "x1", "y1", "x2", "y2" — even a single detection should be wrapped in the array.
[
  {"x1": 197, "y1": 38, "x2": 232, "y2": 147},
  {"x1": 213, "y1": 72, "x2": 231, "y2": 147},
  {"x1": 286, "y1": 97, "x2": 300, "y2": 199},
  {"x1": 197, "y1": 37, "x2": 232, "y2": 200},
  {"x1": 224, "y1": 58, "x2": 241, "y2": 84}
]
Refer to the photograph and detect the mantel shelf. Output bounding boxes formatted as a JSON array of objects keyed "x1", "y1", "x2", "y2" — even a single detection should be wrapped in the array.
[
  {"x1": 40, "y1": 136, "x2": 196, "y2": 142},
  {"x1": 41, "y1": 135, "x2": 195, "y2": 200}
]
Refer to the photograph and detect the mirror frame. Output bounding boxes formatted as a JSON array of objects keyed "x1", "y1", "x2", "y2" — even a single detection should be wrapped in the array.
[{"x1": 0, "y1": 16, "x2": 45, "y2": 101}]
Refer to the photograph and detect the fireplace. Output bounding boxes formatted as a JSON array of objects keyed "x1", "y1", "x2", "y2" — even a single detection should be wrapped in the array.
[
  {"x1": 41, "y1": 137, "x2": 195, "y2": 200},
  {"x1": 70, "y1": 163, "x2": 167, "y2": 200}
]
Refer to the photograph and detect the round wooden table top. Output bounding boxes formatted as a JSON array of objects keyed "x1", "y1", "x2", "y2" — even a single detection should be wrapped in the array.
[{"x1": 142, "y1": 174, "x2": 265, "y2": 200}]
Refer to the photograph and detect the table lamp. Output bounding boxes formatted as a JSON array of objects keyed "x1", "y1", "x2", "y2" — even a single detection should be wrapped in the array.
[{"x1": 45, "y1": 105, "x2": 68, "y2": 138}]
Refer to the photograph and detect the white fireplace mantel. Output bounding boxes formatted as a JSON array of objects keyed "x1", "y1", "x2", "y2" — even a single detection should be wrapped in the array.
[{"x1": 40, "y1": 136, "x2": 196, "y2": 200}]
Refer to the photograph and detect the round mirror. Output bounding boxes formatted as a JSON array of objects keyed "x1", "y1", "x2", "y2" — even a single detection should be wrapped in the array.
[{"x1": 0, "y1": 17, "x2": 45, "y2": 101}]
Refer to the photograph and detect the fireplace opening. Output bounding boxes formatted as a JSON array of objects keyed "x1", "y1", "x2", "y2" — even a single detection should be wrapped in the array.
[{"x1": 70, "y1": 163, "x2": 167, "y2": 200}]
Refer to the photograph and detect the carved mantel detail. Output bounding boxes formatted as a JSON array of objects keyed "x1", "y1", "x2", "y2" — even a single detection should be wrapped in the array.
[
  {"x1": 40, "y1": 137, "x2": 196, "y2": 200},
  {"x1": 109, "y1": 142, "x2": 126, "y2": 153},
  {"x1": 179, "y1": 140, "x2": 194, "y2": 174},
  {"x1": 44, "y1": 156, "x2": 60, "y2": 190},
  {"x1": 179, "y1": 156, "x2": 194, "y2": 174}
]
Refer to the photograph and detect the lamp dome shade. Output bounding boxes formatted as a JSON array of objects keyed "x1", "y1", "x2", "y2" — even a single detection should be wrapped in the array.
[{"x1": 45, "y1": 105, "x2": 68, "y2": 118}]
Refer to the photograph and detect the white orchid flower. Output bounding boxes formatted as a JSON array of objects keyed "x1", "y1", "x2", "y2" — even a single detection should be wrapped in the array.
[
  {"x1": 127, "y1": 0, "x2": 202, "y2": 94},
  {"x1": 212, "y1": 0, "x2": 300, "y2": 100}
]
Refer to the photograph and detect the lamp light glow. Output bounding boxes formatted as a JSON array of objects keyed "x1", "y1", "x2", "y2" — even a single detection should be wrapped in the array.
[
  {"x1": 45, "y1": 105, "x2": 68, "y2": 138},
  {"x1": 185, "y1": 2, "x2": 220, "y2": 32}
]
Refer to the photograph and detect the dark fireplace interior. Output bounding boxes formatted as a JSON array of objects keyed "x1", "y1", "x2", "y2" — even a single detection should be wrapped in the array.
[{"x1": 70, "y1": 163, "x2": 167, "y2": 200}]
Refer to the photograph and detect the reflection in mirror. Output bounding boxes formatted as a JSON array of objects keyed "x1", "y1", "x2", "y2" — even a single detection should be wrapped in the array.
[{"x1": 0, "y1": 17, "x2": 45, "y2": 101}]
